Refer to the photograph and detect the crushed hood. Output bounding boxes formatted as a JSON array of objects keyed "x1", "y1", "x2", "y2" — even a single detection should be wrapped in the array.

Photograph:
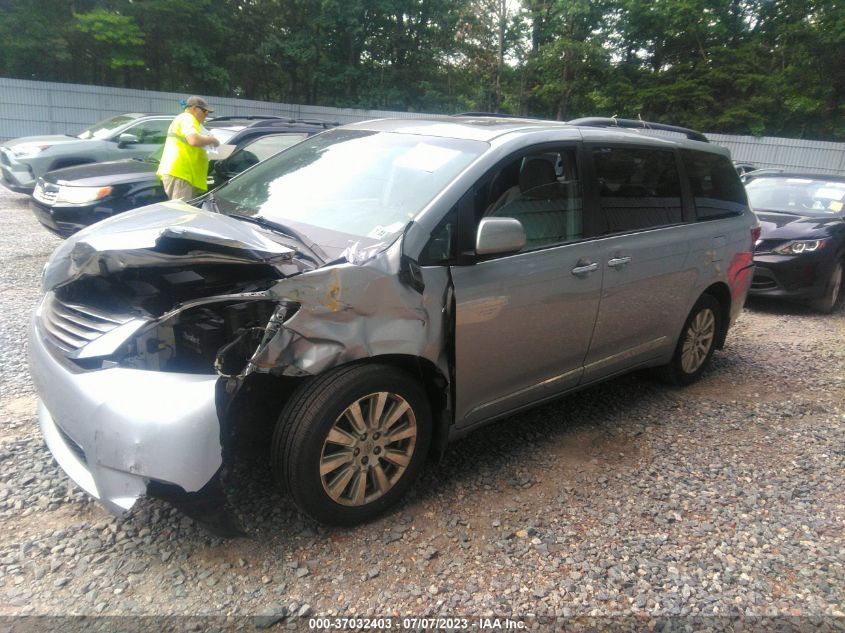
[{"x1": 42, "y1": 201, "x2": 296, "y2": 291}]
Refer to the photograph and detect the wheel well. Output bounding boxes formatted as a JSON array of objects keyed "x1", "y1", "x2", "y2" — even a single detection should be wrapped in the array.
[
  {"x1": 363, "y1": 355, "x2": 451, "y2": 460},
  {"x1": 702, "y1": 283, "x2": 731, "y2": 349},
  {"x1": 226, "y1": 355, "x2": 451, "y2": 460}
]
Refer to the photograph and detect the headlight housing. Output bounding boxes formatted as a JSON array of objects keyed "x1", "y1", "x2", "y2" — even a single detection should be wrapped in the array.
[
  {"x1": 772, "y1": 239, "x2": 827, "y2": 255},
  {"x1": 54, "y1": 185, "x2": 113, "y2": 205},
  {"x1": 10, "y1": 144, "x2": 50, "y2": 159}
]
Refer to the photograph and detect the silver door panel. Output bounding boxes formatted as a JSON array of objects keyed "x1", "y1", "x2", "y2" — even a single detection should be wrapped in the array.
[
  {"x1": 452, "y1": 242, "x2": 602, "y2": 428},
  {"x1": 583, "y1": 225, "x2": 692, "y2": 381}
]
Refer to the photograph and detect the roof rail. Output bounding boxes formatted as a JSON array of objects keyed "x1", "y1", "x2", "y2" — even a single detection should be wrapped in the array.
[
  {"x1": 293, "y1": 118, "x2": 340, "y2": 128},
  {"x1": 567, "y1": 117, "x2": 708, "y2": 143},
  {"x1": 208, "y1": 115, "x2": 288, "y2": 122},
  {"x1": 452, "y1": 111, "x2": 523, "y2": 119},
  {"x1": 246, "y1": 118, "x2": 340, "y2": 129}
]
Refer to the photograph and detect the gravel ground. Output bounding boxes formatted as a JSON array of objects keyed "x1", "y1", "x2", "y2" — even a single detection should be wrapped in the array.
[{"x1": 0, "y1": 184, "x2": 843, "y2": 629}]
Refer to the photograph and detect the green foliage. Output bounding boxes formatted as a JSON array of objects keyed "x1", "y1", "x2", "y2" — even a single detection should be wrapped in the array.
[
  {"x1": 75, "y1": 10, "x2": 145, "y2": 71},
  {"x1": 0, "y1": 0, "x2": 843, "y2": 139}
]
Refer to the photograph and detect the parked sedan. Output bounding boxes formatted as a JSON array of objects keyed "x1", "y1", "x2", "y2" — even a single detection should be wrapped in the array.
[
  {"x1": 0, "y1": 113, "x2": 172, "y2": 193},
  {"x1": 747, "y1": 173, "x2": 845, "y2": 312},
  {"x1": 30, "y1": 120, "x2": 327, "y2": 236}
]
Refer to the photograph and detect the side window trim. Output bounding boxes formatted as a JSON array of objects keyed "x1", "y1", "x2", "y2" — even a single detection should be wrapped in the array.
[{"x1": 674, "y1": 147, "x2": 697, "y2": 223}]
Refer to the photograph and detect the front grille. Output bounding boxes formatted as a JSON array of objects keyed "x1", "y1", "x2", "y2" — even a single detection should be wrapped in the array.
[
  {"x1": 33, "y1": 180, "x2": 58, "y2": 204},
  {"x1": 55, "y1": 424, "x2": 87, "y2": 464},
  {"x1": 0, "y1": 150, "x2": 9, "y2": 167},
  {"x1": 41, "y1": 293, "x2": 132, "y2": 353}
]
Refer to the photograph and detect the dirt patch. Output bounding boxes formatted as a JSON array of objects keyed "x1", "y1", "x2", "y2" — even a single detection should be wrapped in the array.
[
  {"x1": 2, "y1": 394, "x2": 36, "y2": 420},
  {"x1": 3, "y1": 501, "x2": 107, "y2": 541}
]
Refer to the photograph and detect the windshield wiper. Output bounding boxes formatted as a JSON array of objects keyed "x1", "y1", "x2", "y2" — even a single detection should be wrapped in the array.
[
  {"x1": 202, "y1": 194, "x2": 327, "y2": 265},
  {"x1": 235, "y1": 215, "x2": 327, "y2": 266}
]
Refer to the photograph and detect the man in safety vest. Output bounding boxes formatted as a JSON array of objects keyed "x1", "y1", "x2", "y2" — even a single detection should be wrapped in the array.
[{"x1": 157, "y1": 96, "x2": 221, "y2": 200}]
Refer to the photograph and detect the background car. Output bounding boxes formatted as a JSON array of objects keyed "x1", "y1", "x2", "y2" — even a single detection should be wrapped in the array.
[
  {"x1": 0, "y1": 113, "x2": 173, "y2": 193},
  {"x1": 29, "y1": 118, "x2": 335, "y2": 237},
  {"x1": 746, "y1": 172, "x2": 845, "y2": 312},
  {"x1": 733, "y1": 161, "x2": 757, "y2": 177}
]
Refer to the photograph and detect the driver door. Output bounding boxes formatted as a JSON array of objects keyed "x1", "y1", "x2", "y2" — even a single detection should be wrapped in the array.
[{"x1": 449, "y1": 145, "x2": 603, "y2": 428}]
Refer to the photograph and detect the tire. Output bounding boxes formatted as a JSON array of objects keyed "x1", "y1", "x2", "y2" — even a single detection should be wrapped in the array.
[
  {"x1": 271, "y1": 363, "x2": 432, "y2": 526},
  {"x1": 658, "y1": 294, "x2": 722, "y2": 386},
  {"x1": 810, "y1": 261, "x2": 843, "y2": 314}
]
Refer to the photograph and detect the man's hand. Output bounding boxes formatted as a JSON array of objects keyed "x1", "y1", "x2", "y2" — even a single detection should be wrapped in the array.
[{"x1": 185, "y1": 133, "x2": 220, "y2": 148}]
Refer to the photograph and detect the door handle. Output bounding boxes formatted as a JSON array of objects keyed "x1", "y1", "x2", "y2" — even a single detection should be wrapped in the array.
[
  {"x1": 607, "y1": 256, "x2": 631, "y2": 268},
  {"x1": 571, "y1": 262, "x2": 599, "y2": 275}
]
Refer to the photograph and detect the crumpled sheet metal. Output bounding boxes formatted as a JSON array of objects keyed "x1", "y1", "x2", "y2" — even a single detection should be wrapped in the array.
[
  {"x1": 42, "y1": 201, "x2": 294, "y2": 291},
  {"x1": 251, "y1": 240, "x2": 450, "y2": 378}
]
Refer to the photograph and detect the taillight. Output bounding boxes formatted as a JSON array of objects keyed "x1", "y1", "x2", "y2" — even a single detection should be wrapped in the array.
[{"x1": 750, "y1": 224, "x2": 761, "y2": 245}]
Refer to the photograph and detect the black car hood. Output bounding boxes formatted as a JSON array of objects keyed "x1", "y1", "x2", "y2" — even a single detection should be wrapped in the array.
[
  {"x1": 755, "y1": 210, "x2": 844, "y2": 240},
  {"x1": 42, "y1": 201, "x2": 298, "y2": 291},
  {"x1": 45, "y1": 159, "x2": 159, "y2": 188}
]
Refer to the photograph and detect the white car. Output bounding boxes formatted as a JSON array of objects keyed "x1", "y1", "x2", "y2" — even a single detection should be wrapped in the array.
[{"x1": 1, "y1": 113, "x2": 172, "y2": 193}]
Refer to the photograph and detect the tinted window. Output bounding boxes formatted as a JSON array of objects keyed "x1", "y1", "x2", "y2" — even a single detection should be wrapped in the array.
[
  {"x1": 125, "y1": 119, "x2": 169, "y2": 144},
  {"x1": 593, "y1": 146, "x2": 683, "y2": 232},
  {"x1": 486, "y1": 149, "x2": 583, "y2": 250},
  {"x1": 227, "y1": 133, "x2": 309, "y2": 173},
  {"x1": 682, "y1": 150, "x2": 747, "y2": 219}
]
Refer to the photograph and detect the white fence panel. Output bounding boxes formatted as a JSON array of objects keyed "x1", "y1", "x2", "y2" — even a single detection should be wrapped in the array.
[{"x1": 2, "y1": 77, "x2": 845, "y2": 175}]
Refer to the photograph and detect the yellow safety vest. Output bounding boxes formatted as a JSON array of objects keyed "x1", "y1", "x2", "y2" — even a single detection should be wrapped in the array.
[{"x1": 156, "y1": 112, "x2": 209, "y2": 191}]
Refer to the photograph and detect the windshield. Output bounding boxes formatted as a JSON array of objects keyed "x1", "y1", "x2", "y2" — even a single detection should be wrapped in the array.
[
  {"x1": 214, "y1": 129, "x2": 486, "y2": 245},
  {"x1": 77, "y1": 115, "x2": 137, "y2": 140},
  {"x1": 747, "y1": 177, "x2": 845, "y2": 216}
]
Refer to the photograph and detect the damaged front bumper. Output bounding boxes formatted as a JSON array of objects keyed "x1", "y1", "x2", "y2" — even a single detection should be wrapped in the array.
[{"x1": 28, "y1": 306, "x2": 223, "y2": 516}]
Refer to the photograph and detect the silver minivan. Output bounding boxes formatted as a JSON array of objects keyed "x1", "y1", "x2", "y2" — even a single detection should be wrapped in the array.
[{"x1": 29, "y1": 116, "x2": 758, "y2": 530}]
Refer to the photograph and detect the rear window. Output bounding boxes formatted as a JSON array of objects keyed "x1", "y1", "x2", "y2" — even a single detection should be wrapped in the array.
[{"x1": 682, "y1": 150, "x2": 747, "y2": 219}]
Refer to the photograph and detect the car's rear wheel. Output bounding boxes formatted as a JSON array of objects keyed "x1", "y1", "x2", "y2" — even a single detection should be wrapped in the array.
[
  {"x1": 271, "y1": 363, "x2": 431, "y2": 525},
  {"x1": 658, "y1": 294, "x2": 722, "y2": 386},
  {"x1": 810, "y1": 261, "x2": 842, "y2": 314}
]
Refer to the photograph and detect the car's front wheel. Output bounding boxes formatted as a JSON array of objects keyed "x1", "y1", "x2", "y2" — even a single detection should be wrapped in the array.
[
  {"x1": 659, "y1": 294, "x2": 722, "y2": 386},
  {"x1": 272, "y1": 364, "x2": 432, "y2": 525},
  {"x1": 810, "y1": 260, "x2": 843, "y2": 314}
]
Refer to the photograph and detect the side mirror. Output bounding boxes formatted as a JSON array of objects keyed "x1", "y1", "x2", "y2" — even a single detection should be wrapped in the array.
[
  {"x1": 476, "y1": 217, "x2": 526, "y2": 256},
  {"x1": 117, "y1": 133, "x2": 139, "y2": 147}
]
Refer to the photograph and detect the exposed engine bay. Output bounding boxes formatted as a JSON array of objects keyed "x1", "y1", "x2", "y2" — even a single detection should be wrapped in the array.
[
  {"x1": 50, "y1": 264, "x2": 288, "y2": 374},
  {"x1": 31, "y1": 201, "x2": 451, "y2": 536}
]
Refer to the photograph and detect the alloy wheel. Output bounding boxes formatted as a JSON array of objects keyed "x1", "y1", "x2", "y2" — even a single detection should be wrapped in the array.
[
  {"x1": 680, "y1": 308, "x2": 716, "y2": 374},
  {"x1": 320, "y1": 392, "x2": 418, "y2": 506}
]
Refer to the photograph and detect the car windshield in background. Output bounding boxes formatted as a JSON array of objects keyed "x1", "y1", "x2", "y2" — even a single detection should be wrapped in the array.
[
  {"x1": 214, "y1": 129, "x2": 486, "y2": 242},
  {"x1": 76, "y1": 115, "x2": 137, "y2": 140},
  {"x1": 209, "y1": 127, "x2": 241, "y2": 144},
  {"x1": 746, "y1": 177, "x2": 845, "y2": 216},
  {"x1": 242, "y1": 133, "x2": 308, "y2": 162}
]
